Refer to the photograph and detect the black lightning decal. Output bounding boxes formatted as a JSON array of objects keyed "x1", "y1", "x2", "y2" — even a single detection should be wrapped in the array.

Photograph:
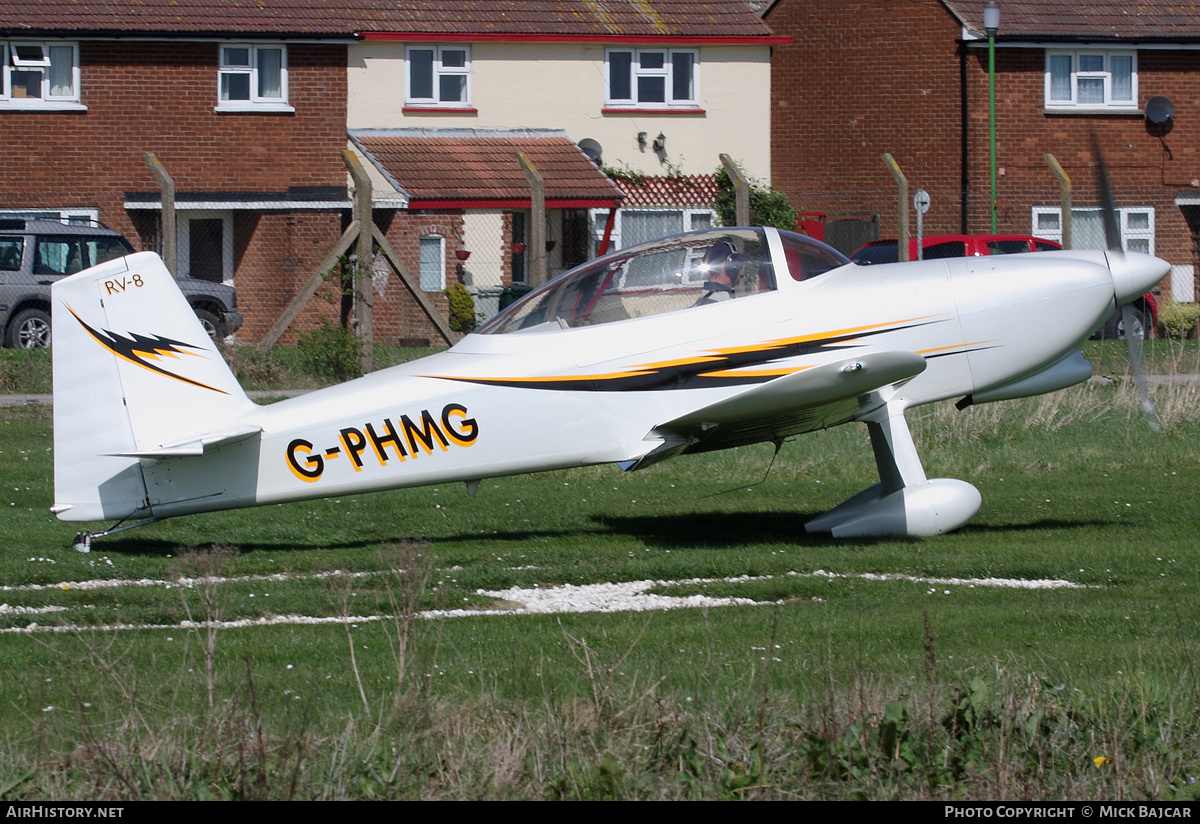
[
  {"x1": 65, "y1": 305, "x2": 228, "y2": 394},
  {"x1": 426, "y1": 317, "x2": 944, "y2": 393}
]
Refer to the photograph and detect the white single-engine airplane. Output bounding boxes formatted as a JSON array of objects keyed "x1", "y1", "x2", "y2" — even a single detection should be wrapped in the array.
[{"x1": 51, "y1": 223, "x2": 1166, "y2": 549}]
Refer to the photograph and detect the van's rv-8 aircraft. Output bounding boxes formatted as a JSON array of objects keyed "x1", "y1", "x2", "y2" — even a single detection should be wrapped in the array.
[{"x1": 51, "y1": 224, "x2": 1167, "y2": 550}]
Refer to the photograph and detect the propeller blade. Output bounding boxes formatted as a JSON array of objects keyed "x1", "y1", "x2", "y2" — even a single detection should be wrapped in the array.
[
  {"x1": 1095, "y1": 134, "x2": 1160, "y2": 432},
  {"x1": 1122, "y1": 303, "x2": 1160, "y2": 433},
  {"x1": 1092, "y1": 135, "x2": 1123, "y2": 253}
]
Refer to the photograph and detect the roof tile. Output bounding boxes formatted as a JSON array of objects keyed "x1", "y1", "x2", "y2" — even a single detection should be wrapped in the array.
[
  {"x1": 946, "y1": 0, "x2": 1200, "y2": 40},
  {"x1": 1, "y1": 0, "x2": 775, "y2": 38},
  {"x1": 351, "y1": 128, "x2": 623, "y2": 205}
]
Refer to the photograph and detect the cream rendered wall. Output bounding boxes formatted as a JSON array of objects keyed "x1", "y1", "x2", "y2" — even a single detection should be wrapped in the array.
[
  {"x1": 347, "y1": 41, "x2": 772, "y2": 182},
  {"x1": 460, "y1": 210, "x2": 504, "y2": 290}
]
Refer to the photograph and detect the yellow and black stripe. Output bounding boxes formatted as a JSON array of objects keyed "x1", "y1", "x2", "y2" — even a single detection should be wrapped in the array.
[
  {"x1": 427, "y1": 316, "x2": 944, "y2": 392},
  {"x1": 66, "y1": 305, "x2": 228, "y2": 395}
]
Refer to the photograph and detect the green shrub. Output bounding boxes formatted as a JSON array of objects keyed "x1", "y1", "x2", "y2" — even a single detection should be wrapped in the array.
[
  {"x1": 712, "y1": 166, "x2": 797, "y2": 230},
  {"x1": 296, "y1": 319, "x2": 363, "y2": 382},
  {"x1": 1156, "y1": 298, "x2": 1200, "y2": 340},
  {"x1": 444, "y1": 282, "x2": 477, "y2": 333},
  {"x1": 219, "y1": 342, "x2": 286, "y2": 389}
]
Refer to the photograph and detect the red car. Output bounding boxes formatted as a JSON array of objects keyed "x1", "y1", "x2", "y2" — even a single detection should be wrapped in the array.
[
  {"x1": 849, "y1": 234, "x2": 1156, "y2": 339},
  {"x1": 849, "y1": 234, "x2": 1061, "y2": 264}
]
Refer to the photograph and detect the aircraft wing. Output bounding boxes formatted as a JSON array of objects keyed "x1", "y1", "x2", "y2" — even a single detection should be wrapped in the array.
[{"x1": 627, "y1": 351, "x2": 926, "y2": 470}]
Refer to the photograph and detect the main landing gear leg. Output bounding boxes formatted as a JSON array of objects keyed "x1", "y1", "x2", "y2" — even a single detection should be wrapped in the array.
[{"x1": 805, "y1": 400, "x2": 980, "y2": 538}]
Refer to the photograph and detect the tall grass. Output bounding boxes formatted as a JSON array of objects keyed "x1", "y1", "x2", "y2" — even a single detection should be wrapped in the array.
[{"x1": 6, "y1": 612, "x2": 1200, "y2": 799}]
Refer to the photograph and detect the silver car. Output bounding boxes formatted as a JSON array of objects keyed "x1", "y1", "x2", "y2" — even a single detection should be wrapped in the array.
[{"x1": 0, "y1": 218, "x2": 243, "y2": 348}]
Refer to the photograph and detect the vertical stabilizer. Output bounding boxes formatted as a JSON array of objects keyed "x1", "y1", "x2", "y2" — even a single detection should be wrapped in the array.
[{"x1": 52, "y1": 252, "x2": 255, "y2": 521}]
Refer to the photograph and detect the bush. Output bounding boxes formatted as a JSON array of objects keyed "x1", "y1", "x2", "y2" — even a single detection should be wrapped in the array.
[
  {"x1": 1156, "y1": 298, "x2": 1200, "y2": 340},
  {"x1": 713, "y1": 166, "x2": 797, "y2": 230},
  {"x1": 444, "y1": 283, "x2": 477, "y2": 333},
  {"x1": 296, "y1": 319, "x2": 363, "y2": 382},
  {"x1": 218, "y1": 342, "x2": 287, "y2": 389}
]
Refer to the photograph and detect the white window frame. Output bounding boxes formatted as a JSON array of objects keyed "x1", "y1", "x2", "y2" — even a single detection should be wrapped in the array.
[
  {"x1": 419, "y1": 235, "x2": 446, "y2": 291},
  {"x1": 590, "y1": 207, "x2": 715, "y2": 254},
  {"x1": 604, "y1": 48, "x2": 699, "y2": 109},
  {"x1": 405, "y1": 45, "x2": 471, "y2": 108},
  {"x1": 1032, "y1": 206, "x2": 1154, "y2": 255},
  {"x1": 216, "y1": 43, "x2": 292, "y2": 113},
  {"x1": 0, "y1": 207, "x2": 98, "y2": 224},
  {"x1": 1, "y1": 41, "x2": 83, "y2": 110},
  {"x1": 1044, "y1": 49, "x2": 1137, "y2": 112}
]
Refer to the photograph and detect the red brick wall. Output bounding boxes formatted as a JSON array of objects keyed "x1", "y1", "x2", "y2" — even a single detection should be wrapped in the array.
[
  {"x1": 767, "y1": 0, "x2": 967, "y2": 237},
  {"x1": 968, "y1": 47, "x2": 1200, "y2": 274},
  {"x1": 377, "y1": 211, "x2": 462, "y2": 344},
  {"x1": 235, "y1": 212, "x2": 343, "y2": 343},
  {"x1": 0, "y1": 39, "x2": 349, "y2": 341},
  {"x1": 1, "y1": 40, "x2": 347, "y2": 215}
]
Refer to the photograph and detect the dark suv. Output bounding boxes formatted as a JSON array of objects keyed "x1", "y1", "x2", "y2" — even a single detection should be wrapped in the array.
[{"x1": 0, "y1": 218, "x2": 243, "y2": 348}]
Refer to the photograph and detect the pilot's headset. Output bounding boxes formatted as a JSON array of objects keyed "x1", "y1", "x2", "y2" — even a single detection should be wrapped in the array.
[{"x1": 701, "y1": 240, "x2": 739, "y2": 286}]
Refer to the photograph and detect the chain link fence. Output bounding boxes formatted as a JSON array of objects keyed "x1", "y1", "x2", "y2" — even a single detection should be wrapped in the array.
[{"x1": 452, "y1": 207, "x2": 596, "y2": 325}]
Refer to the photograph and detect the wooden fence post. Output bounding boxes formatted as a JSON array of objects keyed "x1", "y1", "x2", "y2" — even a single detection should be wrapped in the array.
[
  {"x1": 344, "y1": 150, "x2": 374, "y2": 373},
  {"x1": 144, "y1": 152, "x2": 177, "y2": 279},
  {"x1": 882, "y1": 153, "x2": 909, "y2": 262},
  {"x1": 1044, "y1": 153, "x2": 1072, "y2": 250},
  {"x1": 516, "y1": 152, "x2": 547, "y2": 287}
]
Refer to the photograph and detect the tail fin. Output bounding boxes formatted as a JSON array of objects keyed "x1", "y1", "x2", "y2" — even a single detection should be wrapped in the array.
[{"x1": 52, "y1": 253, "x2": 257, "y2": 522}]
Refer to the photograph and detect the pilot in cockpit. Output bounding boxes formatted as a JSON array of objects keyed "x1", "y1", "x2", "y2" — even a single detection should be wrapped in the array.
[{"x1": 694, "y1": 240, "x2": 746, "y2": 305}]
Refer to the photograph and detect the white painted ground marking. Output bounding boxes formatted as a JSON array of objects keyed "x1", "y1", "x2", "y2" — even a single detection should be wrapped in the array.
[
  {"x1": 0, "y1": 570, "x2": 1086, "y2": 633},
  {"x1": 797, "y1": 569, "x2": 1086, "y2": 590},
  {"x1": 0, "y1": 604, "x2": 68, "y2": 616},
  {"x1": 424, "y1": 579, "x2": 762, "y2": 619},
  {"x1": 0, "y1": 569, "x2": 377, "y2": 594}
]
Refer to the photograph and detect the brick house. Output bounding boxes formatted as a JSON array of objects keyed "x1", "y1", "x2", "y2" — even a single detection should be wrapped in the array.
[
  {"x1": 766, "y1": 0, "x2": 1200, "y2": 302},
  {"x1": 0, "y1": 1, "x2": 362, "y2": 342},
  {"x1": 343, "y1": 0, "x2": 785, "y2": 334},
  {"x1": 1, "y1": 1, "x2": 784, "y2": 346}
]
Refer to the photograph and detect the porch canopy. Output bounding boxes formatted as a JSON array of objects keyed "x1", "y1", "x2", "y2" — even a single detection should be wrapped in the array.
[{"x1": 348, "y1": 128, "x2": 622, "y2": 210}]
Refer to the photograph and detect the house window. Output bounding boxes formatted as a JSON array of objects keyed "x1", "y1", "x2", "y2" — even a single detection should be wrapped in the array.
[
  {"x1": 591, "y1": 207, "x2": 714, "y2": 254},
  {"x1": 406, "y1": 46, "x2": 470, "y2": 107},
  {"x1": 419, "y1": 236, "x2": 446, "y2": 291},
  {"x1": 1033, "y1": 206, "x2": 1153, "y2": 254},
  {"x1": 1045, "y1": 50, "x2": 1136, "y2": 111},
  {"x1": 1, "y1": 42, "x2": 81, "y2": 109},
  {"x1": 605, "y1": 48, "x2": 698, "y2": 109},
  {"x1": 217, "y1": 44, "x2": 290, "y2": 112}
]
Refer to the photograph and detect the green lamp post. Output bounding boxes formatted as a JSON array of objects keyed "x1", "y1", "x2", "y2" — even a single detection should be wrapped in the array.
[{"x1": 985, "y1": 1, "x2": 1000, "y2": 233}]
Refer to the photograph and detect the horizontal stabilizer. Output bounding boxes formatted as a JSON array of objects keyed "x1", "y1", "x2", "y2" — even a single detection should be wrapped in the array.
[{"x1": 108, "y1": 425, "x2": 262, "y2": 459}]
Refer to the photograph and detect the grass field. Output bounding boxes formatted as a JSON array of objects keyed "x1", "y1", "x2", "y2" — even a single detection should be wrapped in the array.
[{"x1": 2, "y1": 343, "x2": 1200, "y2": 799}]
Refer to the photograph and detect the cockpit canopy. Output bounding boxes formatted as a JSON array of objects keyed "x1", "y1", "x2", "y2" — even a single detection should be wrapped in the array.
[{"x1": 478, "y1": 227, "x2": 848, "y2": 335}]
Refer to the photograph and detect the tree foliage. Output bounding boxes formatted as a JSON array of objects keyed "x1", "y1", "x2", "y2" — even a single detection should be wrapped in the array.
[{"x1": 712, "y1": 167, "x2": 797, "y2": 230}]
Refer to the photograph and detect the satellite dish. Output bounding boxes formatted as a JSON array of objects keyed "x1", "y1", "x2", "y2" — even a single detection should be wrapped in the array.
[
  {"x1": 578, "y1": 138, "x2": 603, "y2": 165},
  {"x1": 1146, "y1": 96, "x2": 1174, "y2": 126}
]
